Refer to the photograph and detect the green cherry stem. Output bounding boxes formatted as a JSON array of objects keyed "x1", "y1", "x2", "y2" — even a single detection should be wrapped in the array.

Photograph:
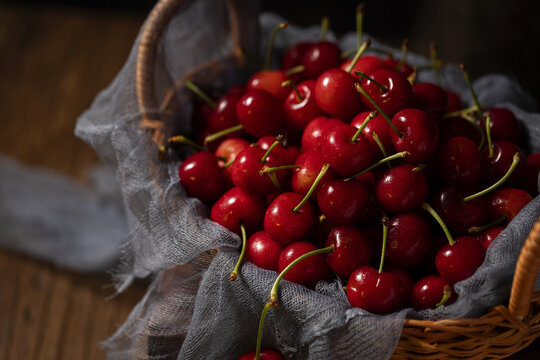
[
  {"x1": 485, "y1": 114, "x2": 494, "y2": 158},
  {"x1": 282, "y1": 80, "x2": 304, "y2": 101},
  {"x1": 378, "y1": 216, "x2": 389, "y2": 273},
  {"x1": 351, "y1": 111, "x2": 378, "y2": 143},
  {"x1": 185, "y1": 80, "x2": 216, "y2": 109},
  {"x1": 355, "y1": 70, "x2": 387, "y2": 92},
  {"x1": 356, "y1": 3, "x2": 365, "y2": 50},
  {"x1": 260, "y1": 164, "x2": 301, "y2": 175},
  {"x1": 320, "y1": 16, "x2": 329, "y2": 40},
  {"x1": 422, "y1": 203, "x2": 455, "y2": 246},
  {"x1": 203, "y1": 124, "x2": 243, "y2": 145},
  {"x1": 443, "y1": 105, "x2": 479, "y2": 119},
  {"x1": 462, "y1": 153, "x2": 520, "y2": 203},
  {"x1": 221, "y1": 158, "x2": 235, "y2": 170},
  {"x1": 267, "y1": 172, "x2": 281, "y2": 192},
  {"x1": 395, "y1": 38, "x2": 409, "y2": 72},
  {"x1": 354, "y1": 83, "x2": 403, "y2": 138},
  {"x1": 371, "y1": 131, "x2": 390, "y2": 169},
  {"x1": 284, "y1": 64, "x2": 305, "y2": 77},
  {"x1": 261, "y1": 135, "x2": 285, "y2": 163},
  {"x1": 292, "y1": 163, "x2": 330, "y2": 213},
  {"x1": 264, "y1": 22, "x2": 288, "y2": 70},
  {"x1": 254, "y1": 301, "x2": 273, "y2": 360},
  {"x1": 468, "y1": 215, "x2": 508, "y2": 234},
  {"x1": 346, "y1": 39, "x2": 371, "y2": 74},
  {"x1": 167, "y1": 135, "x2": 205, "y2": 151},
  {"x1": 230, "y1": 223, "x2": 247, "y2": 281},
  {"x1": 460, "y1": 112, "x2": 486, "y2": 150},
  {"x1": 436, "y1": 286, "x2": 452, "y2": 307},
  {"x1": 429, "y1": 42, "x2": 441, "y2": 86},
  {"x1": 460, "y1": 63, "x2": 483, "y2": 112},
  {"x1": 344, "y1": 151, "x2": 410, "y2": 181}
]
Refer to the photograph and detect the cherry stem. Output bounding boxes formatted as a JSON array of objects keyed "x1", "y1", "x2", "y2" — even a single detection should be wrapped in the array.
[
  {"x1": 378, "y1": 216, "x2": 389, "y2": 274},
  {"x1": 485, "y1": 114, "x2": 494, "y2": 158},
  {"x1": 436, "y1": 285, "x2": 452, "y2": 308},
  {"x1": 462, "y1": 153, "x2": 520, "y2": 203},
  {"x1": 284, "y1": 64, "x2": 305, "y2": 77},
  {"x1": 354, "y1": 83, "x2": 403, "y2": 138},
  {"x1": 221, "y1": 158, "x2": 235, "y2": 170},
  {"x1": 346, "y1": 39, "x2": 371, "y2": 74},
  {"x1": 264, "y1": 22, "x2": 288, "y2": 70},
  {"x1": 267, "y1": 171, "x2": 281, "y2": 192},
  {"x1": 395, "y1": 38, "x2": 409, "y2": 72},
  {"x1": 260, "y1": 164, "x2": 301, "y2": 175},
  {"x1": 292, "y1": 163, "x2": 330, "y2": 213},
  {"x1": 254, "y1": 301, "x2": 273, "y2": 360},
  {"x1": 371, "y1": 131, "x2": 390, "y2": 168},
  {"x1": 407, "y1": 67, "x2": 418, "y2": 86},
  {"x1": 203, "y1": 124, "x2": 243, "y2": 145},
  {"x1": 270, "y1": 245, "x2": 334, "y2": 305},
  {"x1": 460, "y1": 63, "x2": 483, "y2": 112},
  {"x1": 422, "y1": 203, "x2": 455, "y2": 246},
  {"x1": 460, "y1": 112, "x2": 486, "y2": 150},
  {"x1": 355, "y1": 70, "x2": 387, "y2": 92},
  {"x1": 344, "y1": 151, "x2": 410, "y2": 181},
  {"x1": 230, "y1": 223, "x2": 247, "y2": 281},
  {"x1": 261, "y1": 135, "x2": 285, "y2": 163},
  {"x1": 412, "y1": 164, "x2": 428, "y2": 173},
  {"x1": 443, "y1": 105, "x2": 479, "y2": 118},
  {"x1": 158, "y1": 145, "x2": 167, "y2": 161},
  {"x1": 351, "y1": 111, "x2": 378, "y2": 143},
  {"x1": 282, "y1": 80, "x2": 304, "y2": 102},
  {"x1": 184, "y1": 80, "x2": 216, "y2": 109},
  {"x1": 321, "y1": 16, "x2": 329, "y2": 40},
  {"x1": 468, "y1": 215, "x2": 507, "y2": 234},
  {"x1": 356, "y1": 3, "x2": 365, "y2": 50},
  {"x1": 167, "y1": 135, "x2": 205, "y2": 151},
  {"x1": 430, "y1": 42, "x2": 441, "y2": 86}
]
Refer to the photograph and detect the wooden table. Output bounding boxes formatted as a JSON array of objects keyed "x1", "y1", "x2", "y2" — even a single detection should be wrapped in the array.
[{"x1": 0, "y1": 3, "x2": 538, "y2": 359}]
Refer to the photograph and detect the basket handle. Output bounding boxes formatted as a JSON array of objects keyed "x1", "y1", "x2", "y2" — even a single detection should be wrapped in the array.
[{"x1": 509, "y1": 216, "x2": 540, "y2": 320}]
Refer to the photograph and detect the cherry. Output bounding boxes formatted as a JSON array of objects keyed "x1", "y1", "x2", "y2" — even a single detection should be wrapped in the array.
[
  {"x1": 283, "y1": 41, "x2": 312, "y2": 71},
  {"x1": 301, "y1": 41, "x2": 342, "y2": 79},
  {"x1": 257, "y1": 135, "x2": 301, "y2": 165},
  {"x1": 314, "y1": 68, "x2": 365, "y2": 120},
  {"x1": 215, "y1": 138, "x2": 250, "y2": 187},
  {"x1": 351, "y1": 111, "x2": 392, "y2": 154},
  {"x1": 210, "y1": 187, "x2": 266, "y2": 235},
  {"x1": 236, "y1": 89, "x2": 283, "y2": 138},
  {"x1": 358, "y1": 68, "x2": 413, "y2": 117},
  {"x1": 282, "y1": 80, "x2": 325, "y2": 134},
  {"x1": 436, "y1": 235, "x2": 486, "y2": 284},
  {"x1": 437, "y1": 116, "x2": 482, "y2": 147},
  {"x1": 264, "y1": 192, "x2": 314, "y2": 246},
  {"x1": 481, "y1": 107, "x2": 521, "y2": 144},
  {"x1": 245, "y1": 231, "x2": 283, "y2": 272},
  {"x1": 179, "y1": 151, "x2": 226, "y2": 204},
  {"x1": 477, "y1": 226, "x2": 504, "y2": 249},
  {"x1": 385, "y1": 213, "x2": 432, "y2": 268},
  {"x1": 317, "y1": 180, "x2": 368, "y2": 225},
  {"x1": 412, "y1": 82, "x2": 448, "y2": 118},
  {"x1": 239, "y1": 349, "x2": 284, "y2": 360},
  {"x1": 340, "y1": 55, "x2": 384, "y2": 75},
  {"x1": 487, "y1": 188, "x2": 532, "y2": 222},
  {"x1": 382, "y1": 57, "x2": 414, "y2": 78},
  {"x1": 278, "y1": 242, "x2": 331, "y2": 288},
  {"x1": 347, "y1": 266, "x2": 402, "y2": 314},
  {"x1": 375, "y1": 164, "x2": 429, "y2": 214},
  {"x1": 391, "y1": 108, "x2": 439, "y2": 163},
  {"x1": 437, "y1": 136, "x2": 481, "y2": 188},
  {"x1": 307, "y1": 214, "x2": 337, "y2": 248},
  {"x1": 247, "y1": 70, "x2": 290, "y2": 101},
  {"x1": 420, "y1": 232, "x2": 448, "y2": 274},
  {"x1": 230, "y1": 146, "x2": 287, "y2": 196},
  {"x1": 208, "y1": 90, "x2": 244, "y2": 133},
  {"x1": 325, "y1": 225, "x2": 372, "y2": 278},
  {"x1": 301, "y1": 116, "x2": 345, "y2": 152},
  {"x1": 522, "y1": 153, "x2": 540, "y2": 195},
  {"x1": 291, "y1": 149, "x2": 336, "y2": 196},
  {"x1": 386, "y1": 266, "x2": 414, "y2": 307},
  {"x1": 411, "y1": 275, "x2": 456, "y2": 311},
  {"x1": 445, "y1": 89, "x2": 463, "y2": 113},
  {"x1": 321, "y1": 123, "x2": 377, "y2": 178},
  {"x1": 481, "y1": 141, "x2": 524, "y2": 186}
]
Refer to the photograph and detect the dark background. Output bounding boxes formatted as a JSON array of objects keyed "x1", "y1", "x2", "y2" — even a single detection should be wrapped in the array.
[{"x1": 5, "y1": 0, "x2": 540, "y2": 102}]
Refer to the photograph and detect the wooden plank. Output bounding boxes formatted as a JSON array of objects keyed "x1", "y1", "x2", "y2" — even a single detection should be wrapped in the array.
[{"x1": 0, "y1": 251, "x2": 21, "y2": 359}]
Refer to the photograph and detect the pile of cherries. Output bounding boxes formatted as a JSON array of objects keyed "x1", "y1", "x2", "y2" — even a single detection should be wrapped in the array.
[{"x1": 164, "y1": 14, "x2": 540, "y2": 360}]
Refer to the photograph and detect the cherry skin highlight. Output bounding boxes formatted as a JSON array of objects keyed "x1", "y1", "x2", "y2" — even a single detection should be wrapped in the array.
[
  {"x1": 283, "y1": 80, "x2": 325, "y2": 134},
  {"x1": 278, "y1": 241, "x2": 331, "y2": 288},
  {"x1": 245, "y1": 231, "x2": 283, "y2": 272},
  {"x1": 291, "y1": 149, "x2": 336, "y2": 196},
  {"x1": 301, "y1": 41, "x2": 342, "y2": 79},
  {"x1": 325, "y1": 225, "x2": 372, "y2": 278},
  {"x1": 385, "y1": 213, "x2": 432, "y2": 268},
  {"x1": 436, "y1": 236, "x2": 486, "y2": 284},
  {"x1": 317, "y1": 180, "x2": 368, "y2": 225},
  {"x1": 247, "y1": 70, "x2": 290, "y2": 101},
  {"x1": 359, "y1": 68, "x2": 413, "y2": 117},
  {"x1": 477, "y1": 226, "x2": 504, "y2": 249},
  {"x1": 238, "y1": 349, "x2": 284, "y2": 360},
  {"x1": 236, "y1": 89, "x2": 284, "y2": 138},
  {"x1": 487, "y1": 188, "x2": 532, "y2": 222},
  {"x1": 315, "y1": 68, "x2": 365, "y2": 120},
  {"x1": 179, "y1": 151, "x2": 226, "y2": 204},
  {"x1": 412, "y1": 275, "x2": 457, "y2": 311},
  {"x1": 301, "y1": 116, "x2": 345, "y2": 152}
]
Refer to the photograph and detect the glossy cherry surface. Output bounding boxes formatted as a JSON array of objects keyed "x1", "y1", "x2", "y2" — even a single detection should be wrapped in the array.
[
  {"x1": 350, "y1": 111, "x2": 392, "y2": 155},
  {"x1": 412, "y1": 82, "x2": 448, "y2": 118},
  {"x1": 437, "y1": 136, "x2": 481, "y2": 188},
  {"x1": 477, "y1": 226, "x2": 504, "y2": 249},
  {"x1": 325, "y1": 225, "x2": 372, "y2": 278},
  {"x1": 385, "y1": 213, "x2": 432, "y2": 268},
  {"x1": 359, "y1": 68, "x2": 412, "y2": 117},
  {"x1": 301, "y1": 41, "x2": 342, "y2": 79},
  {"x1": 278, "y1": 241, "x2": 331, "y2": 288},
  {"x1": 245, "y1": 231, "x2": 283, "y2": 272},
  {"x1": 257, "y1": 136, "x2": 301, "y2": 165},
  {"x1": 283, "y1": 80, "x2": 324, "y2": 134},
  {"x1": 487, "y1": 188, "x2": 532, "y2": 222},
  {"x1": 391, "y1": 108, "x2": 439, "y2": 163},
  {"x1": 437, "y1": 116, "x2": 482, "y2": 146},
  {"x1": 301, "y1": 116, "x2": 345, "y2": 152},
  {"x1": 314, "y1": 68, "x2": 365, "y2": 120},
  {"x1": 179, "y1": 151, "x2": 226, "y2": 204},
  {"x1": 317, "y1": 180, "x2": 368, "y2": 225},
  {"x1": 247, "y1": 70, "x2": 290, "y2": 101},
  {"x1": 482, "y1": 107, "x2": 521, "y2": 144},
  {"x1": 291, "y1": 149, "x2": 336, "y2": 196},
  {"x1": 208, "y1": 91, "x2": 243, "y2": 133},
  {"x1": 283, "y1": 42, "x2": 313, "y2": 71},
  {"x1": 239, "y1": 349, "x2": 284, "y2": 360},
  {"x1": 411, "y1": 275, "x2": 456, "y2": 311},
  {"x1": 340, "y1": 55, "x2": 385, "y2": 75},
  {"x1": 436, "y1": 236, "x2": 486, "y2": 284},
  {"x1": 236, "y1": 89, "x2": 283, "y2": 138},
  {"x1": 481, "y1": 141, "x2": 524, "y2": 186},
  {"x1": 215, "y1": 138, "x2": 250, "y2": 187},
  {"x1": 445, "y1": 89, "x2": 462, "y2": 113}
]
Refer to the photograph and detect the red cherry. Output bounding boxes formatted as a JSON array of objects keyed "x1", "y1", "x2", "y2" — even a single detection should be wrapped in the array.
[
  {"x1": 210, "y1": 187, "x2": 266, "y2": 235},
  {"x1": 215, "y1": 138, "x2": 250, "y2": 187},
  {"x1": 522, "y1": 153, "x2": 540, "y2": 195},
  {"x1": 283, "y1": 42, "x2": 313, "y2": 71},
  {"x1": 481, "y1": 142, "x2": 524, "y2": 186},
  {"x1": 257, "y1": 136, "x2": 301, "y2": 165},
  {"x1": 351, "y1": 111, "x2": 392, "y2": 154},
  {"x1": 385, "y1": 213, "x2": 432, "y2": 268},
  {"x1": 391, "y1": 108, "x2": 439, "y2": 163},
  {"x1": 482, "y1": 108, "x2": 521, "y2": 144},
  {"x1": 239, "y1": 349, "x2": 284, "y2": 360},
  {"x1": 314, "y1": 68, "x2": 365, "y2": 120},
  {"x1": 487, "y1": 188, "x2": 532, "y2": 222},
  {"x1": 445, "y1": 89, "x2": 462, "y2": 113},
  {"x1": 477, "y1": 226, "x2": 504, "y2": 249},
  {"x1": 317, "y1": 180, "x2": 367, "y2": 225},
  {"x1": 386, "y1": 266, "x2": 414, "y2": 308},
  {"x1": 411, "y1": 275, "x2": 457, "y2": 311},
  {"x1": 245, "y1": 231, "x2": 283, "y2": 272},
  {"x1": 382, "y1": 57, "x2": 414, "y2": 77},
  {"x1": 437, "y1": 116, "x2": 482, "y2": 146},
  {"x1": 179, "y1": 151, "x2": 226, "y2": 204},
  {"x1": 437, "y1": 137, "x2": 481, "y2": 188},
  {"x1": 291, "y1": 149, "x2": 336, "y2": 196},
  {"x1": 247, "y1": 70, "x2": 290, "y2": 101},
  {"x1": 347, "y1": 266, "x2": 403, "y2": 314},
  {"x1": 283, "y1": 80, "x2": 325, "y2": 133},
  {"x1": 375, "y1": 164, "x2": 429, "y2": 214},
  {"x1": 208, "y1": 91, "x2": 244, "y2": 133},
  {"x1": 264, "y1": 192, "x2": 314, "y2": 246},
  {"x1": 301, "y1": 41, "x2": 341, "y2": 79},
  {"x1": 278, "y1": 241, "x2": 331, "y2": 288},
  {"x1": 301, "y1": 116, "x2": 345, "y2": 152},
  {"x1": 236, "y1": 89, "x2": 283, "y2": 138},
  {"x1": 325, "y1": 225, "x2": 372, "y2": 278},
  {"x1": 420, "y1": 232, "x2": 448, "y2": 274},
  {"x1": 340, "y1": 55, "x2": 385, "y2": 75},
  {"x1": 436, "y1": 236, "x2": 486, "y2": 284},
  {"x1": 359, "y1": 68, "x2": 412, "y2": 117},
  {"x1": 412, "y1": 82, "x2": 448, "y2": 118}
]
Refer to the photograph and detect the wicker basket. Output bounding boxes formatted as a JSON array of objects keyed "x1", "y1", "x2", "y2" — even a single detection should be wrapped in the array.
[{"x1": 136, "y1": 0, "x2": 540, "y2": 358}]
